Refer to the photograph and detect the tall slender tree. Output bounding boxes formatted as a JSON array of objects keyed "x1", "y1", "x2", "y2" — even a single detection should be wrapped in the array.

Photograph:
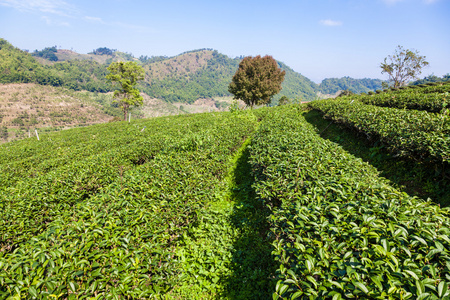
[{"x1": 106, "y1": 61, "x2": 145, "y2": 120}]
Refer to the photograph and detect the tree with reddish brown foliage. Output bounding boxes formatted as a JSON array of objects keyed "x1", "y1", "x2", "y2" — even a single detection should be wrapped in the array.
[{"x1": 228, "y1": 55, "x2": 286, "y2": 108}]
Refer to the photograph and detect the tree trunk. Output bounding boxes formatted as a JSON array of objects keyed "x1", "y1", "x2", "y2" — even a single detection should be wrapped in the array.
[{"x1": 123, "y1": 103, "x2": 129, "y2": 121}]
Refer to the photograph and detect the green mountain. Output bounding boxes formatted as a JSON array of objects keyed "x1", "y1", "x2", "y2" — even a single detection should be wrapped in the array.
[
  {"x1": 0, "y1": 39, "x2": 113, "y2": 92},
  {"x1": 1, "y1": 38, "x2": 385, "y2": 104},
  {"x1": 410, "y1": 74, "x2": 450, "y2": 86},
  {"x1": 138, "y1": 49, "x2": 240, "y2": 103},
  {"x1": 138, "y1": 51, "x2": 319, "y2": 103},
  {"x1": 317, "y1": 76, "x2": 384, "y2": 95},
  {"x1": 274, "y1": 61, "x2": 318, "y2": 103}
]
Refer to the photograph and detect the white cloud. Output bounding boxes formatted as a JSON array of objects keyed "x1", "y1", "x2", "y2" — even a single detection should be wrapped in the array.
[
  {"x1": 41, "y1": 15, "x2": 70, "y2": 26},
  {"x1": 84, "y1": 16, "x2": 105, "y2": 24},
  {"x1": 0, "y1": 0, "x2": 76, "y2": 16},
  {"x1": 319, "y1": 19, "x2": 343, "y2": 27},
  {"x1": 1, "y1": 0, "x2": 156, "y2": 33}
]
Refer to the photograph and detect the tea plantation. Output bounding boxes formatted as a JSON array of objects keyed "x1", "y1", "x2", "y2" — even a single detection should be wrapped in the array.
[{"x1": 1, "y1": 83, "x2": 450, "y2": 299}]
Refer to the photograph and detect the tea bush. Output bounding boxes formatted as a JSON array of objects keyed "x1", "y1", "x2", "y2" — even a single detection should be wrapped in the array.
[
  {"x1": 308, "y1": 99, "x2": 450, "y2": 163},
  {"x1": 248, "y1": 105, "x2": 450, "y2": 299},
  {"x1": 359, "y1": 91, "x2": 449, "y2": 113},
  {"x1": 0, "y1": 111, "x2": 258, "y2": 298}
]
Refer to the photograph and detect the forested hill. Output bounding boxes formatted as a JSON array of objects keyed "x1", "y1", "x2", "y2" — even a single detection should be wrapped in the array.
[
  {"x1": 276, "y1": 61, "x2": 318, "y2": 102},
  {"x1": 317, "y1": 77, "x2": 384, "y2": 95},
  {"x1": 139, "y1": 50, "x2": 240, "y2": 103},
  {"x1": 0, "y1": 39, "x2": 113, "y2": 92},
  {"x1": 1, "y1": 38, "x2": 384, "y2": 103}
]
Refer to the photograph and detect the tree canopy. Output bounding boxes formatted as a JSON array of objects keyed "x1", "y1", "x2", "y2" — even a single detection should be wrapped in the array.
[
  {"x1": 381, "y1": 45, "x2": 429, "y2": 88},
  {"x1": 228, "y1": 55, "x2": 286, "y2": 108},
  {"x1": 91, "y1": 47, "x2": 116, "y2": 56},
  {"x1": 32, "y1": 46, "x2": 58, "y2": 61},
  {"x1": 106, "y1": 61, "x2": 145, "y2": 120}
]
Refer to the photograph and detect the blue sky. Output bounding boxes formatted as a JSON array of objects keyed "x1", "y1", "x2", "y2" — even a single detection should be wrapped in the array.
[{"x1": 0, "y1": 0, "x2": 449, "y2": 83}]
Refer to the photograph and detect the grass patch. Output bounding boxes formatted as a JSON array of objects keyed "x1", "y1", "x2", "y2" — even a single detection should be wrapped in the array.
[
  {"x1": 171, "y1": 132, "x2": 276, "y2": 299},
  {"x1": 223, "y1": 138, "x2": 276, "y2": 299}
]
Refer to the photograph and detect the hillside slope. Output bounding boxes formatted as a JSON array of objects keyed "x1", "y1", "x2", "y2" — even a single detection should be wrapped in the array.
[
  {"x1": 2, "y1": 39, "x2": 384, "y2": 104},
  {"x1": 0, "y1": 83, "x2": 122, "y2": 143},
  {"x1": 0, "y1": 39, "x2": 113, "y2": 92},
  {"x1": 318, "y1": 76, "x2": 384, "y2": 95},
  {"x1": 139, "y1": 50, "x2": 239, "y2": 103},
  {"x1": 1, "y1": 104, "x2": 450, "y2": 298},
  {"x1": 276, "y1": 61, "x2": 318, "y2": 102},
  {"x1": 308, "y1": 81, "x2": 450, "y2": 203}
]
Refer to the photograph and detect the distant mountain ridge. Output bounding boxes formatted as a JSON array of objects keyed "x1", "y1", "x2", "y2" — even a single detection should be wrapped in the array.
[
  {"x1": 1, "y1": 38, "x2": 384, "y2": 103},
  {"x1": 317, "y1": 77, "x2": 384, "y2": 95}
]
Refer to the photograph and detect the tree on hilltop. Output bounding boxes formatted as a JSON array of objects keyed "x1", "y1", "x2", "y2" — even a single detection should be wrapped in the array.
[
  {"x1": 106, "y1": 61, "x2": 145, "y2": 120},
  {"x1": 32, "y1": 46, "x2": 58, "y2": 61},
  {"x1": 380, "y1": 45, "x2": 429, "y2": 88},
  {"x1": 228, "y1": 55, "x2": 286, "y2": 108},
  {"x1": 92, "y1": 47, "x2": 116, "y2": 56}
]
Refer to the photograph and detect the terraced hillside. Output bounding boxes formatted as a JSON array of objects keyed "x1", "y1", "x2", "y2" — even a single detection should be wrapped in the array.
[
  {"x1": 308, "y1": 81, "x2": 450, "y2": 203},
  {"x1": 1, "y1": 84, "x2": 450, "y2": 299}
]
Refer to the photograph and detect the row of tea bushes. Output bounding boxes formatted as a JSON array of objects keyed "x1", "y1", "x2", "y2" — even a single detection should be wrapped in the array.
[
  {"x1": 0, "y1": 111, "x2": 258, "y2": 298},
  {"x1": 358, "y1": 91, "x2": 449, "y2": 113},
  {"x1": 0, "y1": 114, "x2": 212, "y2": 185},
  {"x1": 385, "y1": 83, "x2": 450, "y2": 95},
  {"x1": 308, "y1": 99, "x2": 450, "y2": 163},
  {"x1": 249, "y1": 105, "x2": 450, "y2": 299}
]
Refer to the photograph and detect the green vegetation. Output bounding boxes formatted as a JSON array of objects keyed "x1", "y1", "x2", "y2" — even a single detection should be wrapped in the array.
[
  {"x1": 0, "y1": 39, "x2": 113, "y2": 92},
  {"x1": 1, "y1": 39, "x2": 386, "y2": 106},
  {"x1": 0, "y1": 111, "x2": 259, "y2": 298},
  {"x1": 307, "y1": 83, "x2": 450, "y2": 203},
  {"x1": 318, "y1": 77, "x2": 384, "y2": 95},
  {"x1": 410, "y1": 74, "x2": 450, "y2": 86},
  {"x1": 106, "y1": 61, "x2": 145, "y2": 120},
  {"x1": 228, "y1": 55, "x2": 286, "y2": 108},
  {"x1": 140, "y1": 50, "x2": 240, "y2": 103},
  {"x1": 249, "y1": 105, "x2": 450, "y2": 299},
  {"x1": 0, "y1": 39, "x2": 59, "y2": 86},
  {"x1": 1, "y1": 83, "x2": 450, "y2": 298},
  {"x1": 90, "y1": 47, "x2": 116, "y2": 56},
  {"x1": 358, "y1": 88, "x2": 449, "y2": 113},
  {"x1": 381, "y1": 45, "x2": 429, "y2": 88},
  {"x1": 49, "y1": 59, "x2": 113, "y2": 92},
  {"x1": 273, "y1": 62, "x2": 318, "y2": 104},
  {"x1": 308, "y1": 83, "x2": 450, "y2": 203},
  {"x1": 304, "y1": 108, "x2": 450, "y2": 219},
  {"x1": 2, "y1": 37, "x2": 450, "y2": 298},
  {"x1": 32, "y1": 46, "x2": 58, "y2": 62},
  {"x1": 278, "y1": 96, "x2": 290, "y2": 106},
  {"x1": 0, "y1": 126, "x2": 7, "y2": 140},
  {"x1": 308, "y1": 99, "x2": 449, "y2": 164}
]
